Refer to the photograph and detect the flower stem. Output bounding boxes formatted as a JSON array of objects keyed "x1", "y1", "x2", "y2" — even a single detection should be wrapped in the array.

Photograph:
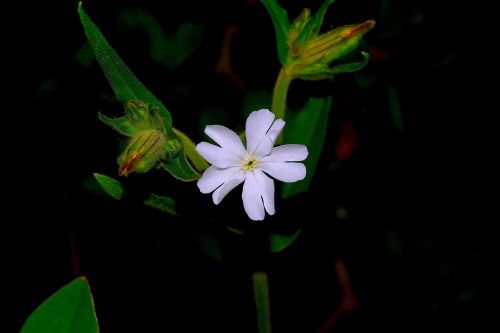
[
  {"x1": 272, "y1": 68, "x2": 293, "y2": 121},
  {"x1": 173, "y1": 127, "x2": 208, "y2": 172},
  {"x1": 272, "y1": 68, "x2": 293, "y2": 144},
  {"x1": 252, "y1": 271, "x2": 272, "y2": 333}
]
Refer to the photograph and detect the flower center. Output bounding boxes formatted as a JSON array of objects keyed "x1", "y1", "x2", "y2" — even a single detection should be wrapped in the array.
[{"x1": 242, "y1": 155, "x2": 259, "y2": 171}]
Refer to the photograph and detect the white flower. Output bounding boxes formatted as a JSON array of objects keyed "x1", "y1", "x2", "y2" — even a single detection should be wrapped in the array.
[{"x1": 196, "y1": 109, "x2": 308, "y2": 221}]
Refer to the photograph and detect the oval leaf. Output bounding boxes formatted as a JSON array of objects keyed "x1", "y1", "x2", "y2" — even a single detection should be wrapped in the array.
[
  {"x1": 94, "y1": 172, "x2": 123, "y2": 200},
  {"x1": 21, "y1": 277, "x2": 98, "y2": 333}
]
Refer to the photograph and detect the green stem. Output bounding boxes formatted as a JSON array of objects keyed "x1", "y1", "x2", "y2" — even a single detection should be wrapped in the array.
[
  {"x1": 173, "y1": 127, "x2": 208, "y2": 172},
  {"x1": 272, "y1": 68, "x2": 293, "y2": 144},
  {"x1": 271, "y1": 68, "x2": 293, "y2": 120},
  {"x1": 252, "y1": 272, "x2": 272, "y2": 333}
]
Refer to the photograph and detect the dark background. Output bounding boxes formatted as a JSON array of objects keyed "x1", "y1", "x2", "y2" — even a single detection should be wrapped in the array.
[{"x1": 1, "y1": 0, "x2": 492, "y2": 332}]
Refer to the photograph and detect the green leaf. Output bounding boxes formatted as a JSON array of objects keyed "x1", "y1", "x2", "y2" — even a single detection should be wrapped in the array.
[
  {"x1": 270, "y1": 227, "x2": 302, "y2": 252},
  {"x1": 193, "y1": 232, "x2": 222, "y2": 262},
  {"x1": 387, "y1": 84, "x2": 404, "y2": 132},
  {"x1": 282, "y1": 96, "x2": 332, "y2": 198},
  {"x1": 310, "y1": 0, "x2": 336, "y2": 34},
  {"x1": 144, "y1": 193, "x2": 178, "y2": 216},
  {"x1": 260, "y1": 0, "x2": 290, "y2": 65},
  {"x1": 97, "y1": 112, "x2": 134, "y2": 136},
  {"x1": 118, "y1": 9, "x2": 204, "y2": 70},
  {"x1": 21, "y1": 277, "x2": 98, "y2": 333},
  {"x1": 79, "y1": 3, "x2": 200, "y2": 181},
  {"x1": 78, "y1": 2, "x2": 172, "y2": 126},
  {"x1": 93, "y1": 172, "x2": 124, "y2": 200}
]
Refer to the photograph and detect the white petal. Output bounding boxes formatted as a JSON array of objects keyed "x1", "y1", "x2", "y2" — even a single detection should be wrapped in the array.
[
  {"x1": 212, "y1": 171, "x2": 245, "y2": 204},
  {"x1": 261, "y1": 144, "x2": 308, "y2": 163},
  {"x1": 196, "y1": 142, "x2": 241, "y2": 168},
  {"x1": 259, "y1": 162, "x2": 306, "y2": 183},
  {"x1": 242, "y1": 172, "x2": 265, "y2": 221},
  {"x1": 246, "y1": 109, "x2": 275, "y2": 154},
  {"x1": 205, "y1": 125, "x2": 246, "y2": 157},
  {"x1": 197, "y1": 166, "x2": 241, "y2": 194},
  {"x1": 254, "y1": 119, "x2": 285, "y2": 158},
  {"x1": 254, "y1": 169, "x2": 275, "y2": 215}
]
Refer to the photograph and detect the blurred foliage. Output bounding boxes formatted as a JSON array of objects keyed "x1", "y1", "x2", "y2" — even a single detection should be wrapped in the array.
[
  {"x1": 144, "y1": 193, "x2": 178, "y2": 216},
  {"x1": 118, "y1": 8, "x2": 204, "y2": 70}
]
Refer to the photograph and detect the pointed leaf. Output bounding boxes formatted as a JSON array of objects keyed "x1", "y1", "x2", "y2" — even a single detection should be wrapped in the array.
[
  {"x1": 310, "y1": 0, "x2": 336, "y2": 34},
  {"x1": 144, "y1": 193, "x2": 178, "y2": 216},
  {"x1": 98, "y1": 112, "x2": 134, "y2": 136},
  {"x1": 270, "y1": 227, "x2": 302, "y2": 252},
  {"x1": 282, "y1": 96, "x2": 332, "y2": 198},
  {"x1": 79, "y1": 3, "x2": 200, "y2": 181},
  {"x1": 78, "y1": 2, "x2": 172, "y2": 126},
  {"x1": 260, "y1": 0, "x2": 290, "y2": 65},
  {"x1": 93, "y1": 172, "x2": 124, "y2": 200},
  {"x1": 21, "y1": 277, "x2": 98, "y2": 333}
]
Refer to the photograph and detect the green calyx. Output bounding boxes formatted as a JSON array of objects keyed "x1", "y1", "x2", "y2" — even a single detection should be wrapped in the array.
[
  {"x1": 263, "y1": 0, "x2": 375, "y2": 80},
  {"x1": 99, "y1": 100, "x2": 182, "y2": 176}
]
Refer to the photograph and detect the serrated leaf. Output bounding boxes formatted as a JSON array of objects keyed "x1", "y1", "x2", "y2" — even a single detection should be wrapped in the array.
[
  {"x1": 261, "y1": 0, "x2": 290, "y2": 65},
  {"x1": 21, "y1": 277, "x2": 98, "y2": 333},
  {"x1": 144, "y1": 193, "x2": 178, "y2": 216},
  {"x1": 93, "y1": 172, "x2": 123, "y2": 200},
  {"x1": 282, "y1": 96, "x2": 332, "y2": 198},
  {"x1": 78, "y1": 3, "x2": 200, "y2": 181},
  {"x1": 270, "y1": 227, "x2": 302, "y2": 252}
]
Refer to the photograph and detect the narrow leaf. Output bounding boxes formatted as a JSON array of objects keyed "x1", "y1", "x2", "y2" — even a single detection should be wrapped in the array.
[
  {"x1": 97, "y1": 112, "x2": 134, "y2": 136},
  {"x1": 144, "y1": 193, "x2": 178, "y2": 216},
  {"x1": 79, "y1": 3, "x2": 200, "y2": 181},
  {"x1": 260, "y1": 0, "x2": 291, "y2": 65},
  {"x1": 282, "y1": 96, "x2": 332, "y2": 198},
  {"x1": 310, "y1": 0, "x2": 336, "y2": 34},
  {"x1": 78, "y1": 2, "x2": 172, "y2": 126},
  {"x1": 93, "y1": 172, "x2": 124, "y2": 200},
  {"x1": 21, "y1": 277, "x2": 98, "y2": 333}
]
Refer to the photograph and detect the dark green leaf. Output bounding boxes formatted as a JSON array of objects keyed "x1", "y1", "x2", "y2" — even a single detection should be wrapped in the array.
[
  {"x1": 79, "y1": 3, "x2": 200, "y2": 181},
  {"x1": 21, "y1": 277, "x2": 98, "y2": 333},
  {"x1": 242, "y1": 90, "x2": 273, "y2": 119},
  {"x1": 118, "y1": 9, "x2": 204, "y2": 69},
  {"x1": 387, "y1": 84, "x2": 404, "y2": 132},
  {"x1": 78, "y1": 2, "x2": 172, "y2": 126},
  {"x1": 260, "y1": 0, "x2": 290, "y2": 65},
  {"x1": 93, "y1": 172, "x2": 124, "y2": 200},
  {"x1": 194, "y1": 232, "x2": 222, "y2": 262},
  {"x1": 144, "y1": 193, "x2": 178, "y2": 216},
  {"x1": 270, "y1": 227, "x2": 302, "y2": 252},
  {"x1": 282, "y1": 96, "x2": 332, "y2": 198}
]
